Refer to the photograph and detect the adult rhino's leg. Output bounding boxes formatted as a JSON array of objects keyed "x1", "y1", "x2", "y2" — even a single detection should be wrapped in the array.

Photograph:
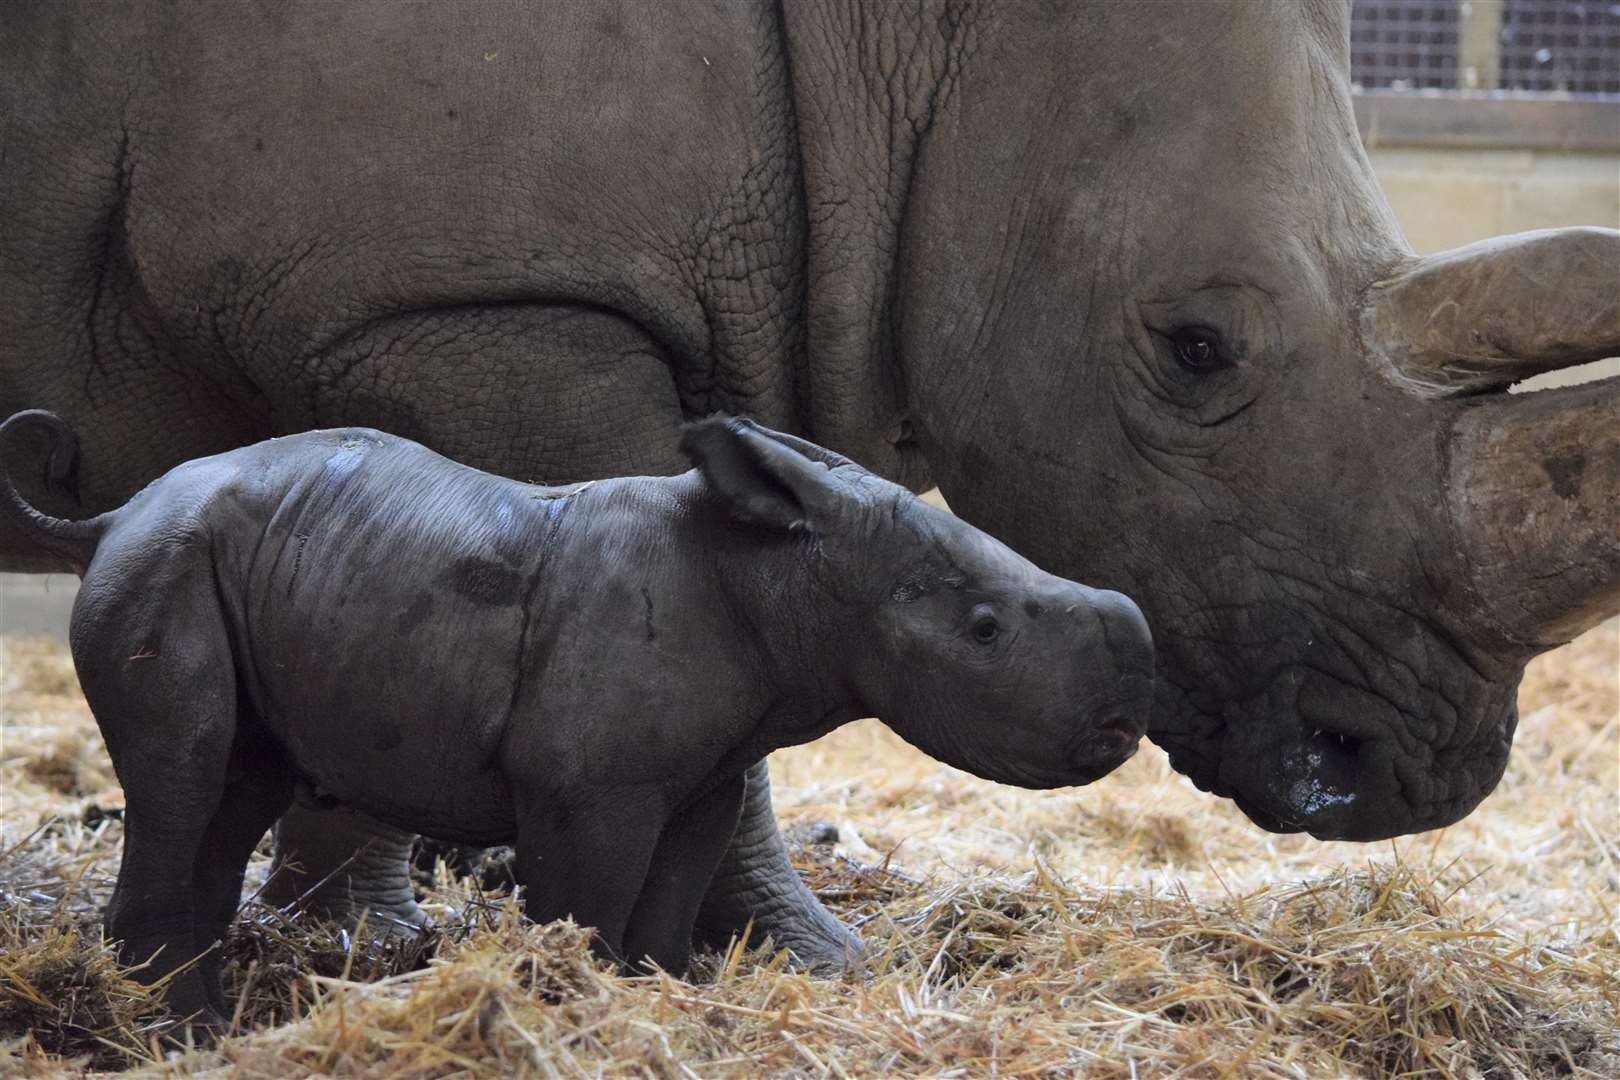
[
  {"x1": 261, "y1": 804, "x2": 425, "y2": 934},
  {"x1": 264, "y1": 772, "x2": 862, "y2": 968},
  {"x1": 694, "y1": 760, "x2": 863, "y2": 973}
]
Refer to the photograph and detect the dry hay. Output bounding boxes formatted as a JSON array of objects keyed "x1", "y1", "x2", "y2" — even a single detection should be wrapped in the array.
[{"x1": 0, "y1": 623, "x2": 1615, "y2": 1077}]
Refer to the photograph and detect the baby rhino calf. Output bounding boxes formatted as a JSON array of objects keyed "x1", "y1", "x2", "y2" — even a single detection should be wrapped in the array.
[{"x1": 1, "y1": 410, "x2": 1153, "y2": 1027}]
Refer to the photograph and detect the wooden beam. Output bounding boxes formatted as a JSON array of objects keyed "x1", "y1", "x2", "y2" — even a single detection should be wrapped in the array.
[
  {"x1": 1457, "y1": 0, "x2": 1504, "y2": 91},
  {"x1": 1354, "y1": 91, "x2": 1620, "y2": 152}
]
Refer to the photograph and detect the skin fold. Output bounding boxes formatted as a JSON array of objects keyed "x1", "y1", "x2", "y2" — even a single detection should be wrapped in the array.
[
  {"x1": 2, "y1": 0, "x2": 1615, "y2": 968},
  {"x1": 0, "y1": 410, "x2": 1152, "y2": 1026}
]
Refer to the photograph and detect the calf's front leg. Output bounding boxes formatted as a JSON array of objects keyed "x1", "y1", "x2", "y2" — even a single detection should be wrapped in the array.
[
  {"x1": 510, "y1": 785, "x2": 667, "y2": 963},
  {"x1": 622, "y1": 774, "x2": 746, "y2": 973}
]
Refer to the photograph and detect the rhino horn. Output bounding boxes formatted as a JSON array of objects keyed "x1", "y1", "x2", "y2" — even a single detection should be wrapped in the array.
[
  {"x1": 1360, "y1": 226, "x2": 1620, "y2": 648},
  {"x1": 1446, "y1": 377, "x2": 1619, "y2": 650},
  {"x1": 1362, "y1": 227, "x2": 1620, "y2": 397}
]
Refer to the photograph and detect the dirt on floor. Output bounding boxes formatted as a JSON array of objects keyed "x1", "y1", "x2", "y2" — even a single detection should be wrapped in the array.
[{"x1": 0, "y1": 621, "x2": 1615, "y2": 1077}]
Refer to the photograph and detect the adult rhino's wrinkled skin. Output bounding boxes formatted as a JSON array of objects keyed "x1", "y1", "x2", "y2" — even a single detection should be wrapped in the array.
[
  {"x1": 2, "y1": 1, "x2": 1616, "y2": 968},
  {"x1": 0, "y1": 409, "x2": 1153, "y2": 1025}
]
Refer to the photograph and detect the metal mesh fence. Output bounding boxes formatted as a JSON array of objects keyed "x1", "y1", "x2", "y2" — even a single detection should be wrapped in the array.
[
  {"x1": 1351, "y1": 0, "x2": 1461, "y2": 90},
  {"x1": 1500, "y1": 0, "x2": 1620, "y2": 94},
  {"x1": 1350, "y1": 0, "x2": 1620, "y2": 96}
]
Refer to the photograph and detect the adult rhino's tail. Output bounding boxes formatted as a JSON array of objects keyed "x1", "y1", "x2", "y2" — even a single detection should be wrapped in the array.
[{"x1": 0, "y1": 410, "x2": 109, "y2": 569}]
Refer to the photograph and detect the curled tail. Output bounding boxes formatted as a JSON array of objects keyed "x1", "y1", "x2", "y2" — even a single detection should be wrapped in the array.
[{"x1": 0, "y1": 410, "x2": 109, "y2": 568}]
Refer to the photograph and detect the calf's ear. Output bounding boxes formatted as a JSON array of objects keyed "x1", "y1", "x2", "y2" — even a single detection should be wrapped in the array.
[{"x1": 680, "y1": 416, "x2": 842, "y2": 532}]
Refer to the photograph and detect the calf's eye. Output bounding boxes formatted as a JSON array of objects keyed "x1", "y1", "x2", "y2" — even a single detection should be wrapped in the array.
[{"x1": 972, "y1": 616, "x2": 1000, "y2": 644}]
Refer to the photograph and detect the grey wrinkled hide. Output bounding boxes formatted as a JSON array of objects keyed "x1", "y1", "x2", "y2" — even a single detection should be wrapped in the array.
[
  {"x1": 3, "y1": 0, "x2": 1616, "y2": 972},
  {"x1": 0, "y1": 410, "x2": 1152, "y2": 1025}
]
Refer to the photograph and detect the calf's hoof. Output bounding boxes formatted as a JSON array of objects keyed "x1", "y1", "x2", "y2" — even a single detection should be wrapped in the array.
[
  {"x1": 157, "y1": 1009, "x2": 231, "y2": 1049},
  {"x1": 149, "y1": 975, "x2": 231, "y2": 1047}
]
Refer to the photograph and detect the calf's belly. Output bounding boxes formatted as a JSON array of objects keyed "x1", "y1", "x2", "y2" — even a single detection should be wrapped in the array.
[{"x1": 242, "y1": 583, "x2": 527, "y2": 846}]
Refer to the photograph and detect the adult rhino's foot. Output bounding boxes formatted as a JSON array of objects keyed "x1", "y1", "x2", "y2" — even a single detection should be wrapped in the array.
[
  {"x1": 693, "y1": 760, "x2": 863, "y2": 974},
  {"x1": 261, "y1": 803, "x2": 428, "y2": 937}
]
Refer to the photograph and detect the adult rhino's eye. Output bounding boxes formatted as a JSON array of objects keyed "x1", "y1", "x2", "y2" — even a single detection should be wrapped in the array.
[
  {"x1": 1170, "y1": 327, "x2": 1226, "y2": 373},
  {"x1": 972, "y1": 615, "x2": 1000, "y2": 644}
]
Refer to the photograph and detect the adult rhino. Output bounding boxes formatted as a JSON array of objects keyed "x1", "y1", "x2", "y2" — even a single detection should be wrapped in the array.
[{"x1": 3, "y1": 1, "x2": 1616, "y2": 971}]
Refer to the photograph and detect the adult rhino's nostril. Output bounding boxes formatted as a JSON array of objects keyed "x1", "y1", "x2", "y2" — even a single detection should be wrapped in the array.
[{"x1": 1309, "y1": 727, "x2": 1362, "y2": 756}]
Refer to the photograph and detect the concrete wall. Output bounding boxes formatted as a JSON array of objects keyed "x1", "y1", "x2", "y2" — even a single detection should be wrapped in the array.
[
  {"x1": 1369, "y1": 146, "x2": 1619, "y2": 256},
  {"x1": 1368, "y1": 142, "x2": 1620, "y2": 392},
  {"x1": 0, "y1": 574, "x2": 79, "y2": 638}
]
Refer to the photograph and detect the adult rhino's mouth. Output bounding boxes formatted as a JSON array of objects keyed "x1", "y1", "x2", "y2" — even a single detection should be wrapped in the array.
[{"x1": 1148, "y1": 659, "x2": 1518, "y2": 842}]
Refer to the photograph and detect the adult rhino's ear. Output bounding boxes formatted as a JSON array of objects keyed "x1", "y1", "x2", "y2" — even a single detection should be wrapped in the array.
[{"x1": 680, "y1": 416, "x2": 842, "y2": 533}]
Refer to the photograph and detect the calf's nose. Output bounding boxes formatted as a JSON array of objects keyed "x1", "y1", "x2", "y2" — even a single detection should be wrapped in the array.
[
  {"x1": 1088, "y1": 588, "x2": 1154, "y2": 679},
  {"x1": 1074, "y1": 586, "x2": 1155, "y2": 740}
]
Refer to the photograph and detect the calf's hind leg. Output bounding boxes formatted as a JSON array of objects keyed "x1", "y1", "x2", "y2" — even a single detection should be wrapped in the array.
[
  {"x1": 73, "y1": 571, "x2": 244, "y2": 1028},
  {"x1": 188, "y1": 731, "x2": 294, "y2": 1020}
]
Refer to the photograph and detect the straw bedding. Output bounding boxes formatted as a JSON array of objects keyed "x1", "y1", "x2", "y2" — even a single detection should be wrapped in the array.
[{"x1": 1, "y1": 621, "x2": 1614, "y2": 1077}]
